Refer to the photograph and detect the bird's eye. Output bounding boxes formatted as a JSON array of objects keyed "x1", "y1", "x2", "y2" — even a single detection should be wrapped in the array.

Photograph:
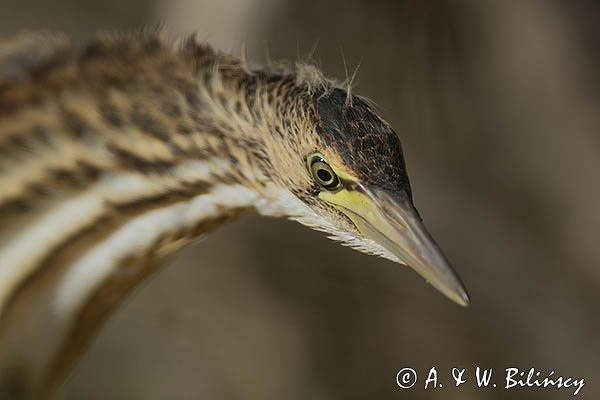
[{"x1": 308, "y1": 155, "x2": 340, "y2": 191}]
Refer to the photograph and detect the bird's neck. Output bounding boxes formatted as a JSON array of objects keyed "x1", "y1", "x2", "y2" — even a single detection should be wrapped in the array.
[{"x1": 0, "y1": 34, "x2": 304, "y2": 398}]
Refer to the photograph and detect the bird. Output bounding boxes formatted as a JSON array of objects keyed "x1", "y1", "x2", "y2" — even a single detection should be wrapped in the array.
[{"x1": 0, "y1": 31, "x2": 469, "y2": 399}]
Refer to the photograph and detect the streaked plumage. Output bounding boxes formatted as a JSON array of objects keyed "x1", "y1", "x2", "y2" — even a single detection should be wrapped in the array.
[{"x1": 0, "y1": 31, "x2": 468, "y2": 398}]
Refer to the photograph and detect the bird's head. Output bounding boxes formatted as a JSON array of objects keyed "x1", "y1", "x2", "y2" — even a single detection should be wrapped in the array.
[{"x1": 256, "y1": 82, "x2": 469, "y2": 306}]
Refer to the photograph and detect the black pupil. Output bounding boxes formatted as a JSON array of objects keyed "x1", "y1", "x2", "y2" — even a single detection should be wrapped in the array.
[{"x1": 317, "y1": 168, "x2": 333, "y2": 183}]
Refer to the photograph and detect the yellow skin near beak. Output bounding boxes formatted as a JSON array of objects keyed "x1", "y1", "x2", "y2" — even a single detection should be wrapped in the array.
[{"x1": 317, "y1": 164, "x2": 470, "y2": 307}]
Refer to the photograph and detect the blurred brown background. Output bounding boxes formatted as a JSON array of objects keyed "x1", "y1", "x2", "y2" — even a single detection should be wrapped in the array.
[{"x1": 1, "y1": 0, "x2": 599, "y2": 399}]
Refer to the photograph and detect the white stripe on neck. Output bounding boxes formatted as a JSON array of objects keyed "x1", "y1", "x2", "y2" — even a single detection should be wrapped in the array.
[{"x1": 0, "y1": 193, "x2": 105, "y2": 316}]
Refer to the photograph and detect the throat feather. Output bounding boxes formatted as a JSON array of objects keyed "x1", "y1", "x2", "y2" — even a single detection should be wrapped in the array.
[{"x1": 0, "y1": 166, "x2": 258, "y2": 392}]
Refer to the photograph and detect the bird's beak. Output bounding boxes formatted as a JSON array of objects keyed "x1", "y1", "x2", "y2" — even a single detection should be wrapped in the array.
[{"x1": 319, "y1": 183, "x2": 470, "y2": 306}]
